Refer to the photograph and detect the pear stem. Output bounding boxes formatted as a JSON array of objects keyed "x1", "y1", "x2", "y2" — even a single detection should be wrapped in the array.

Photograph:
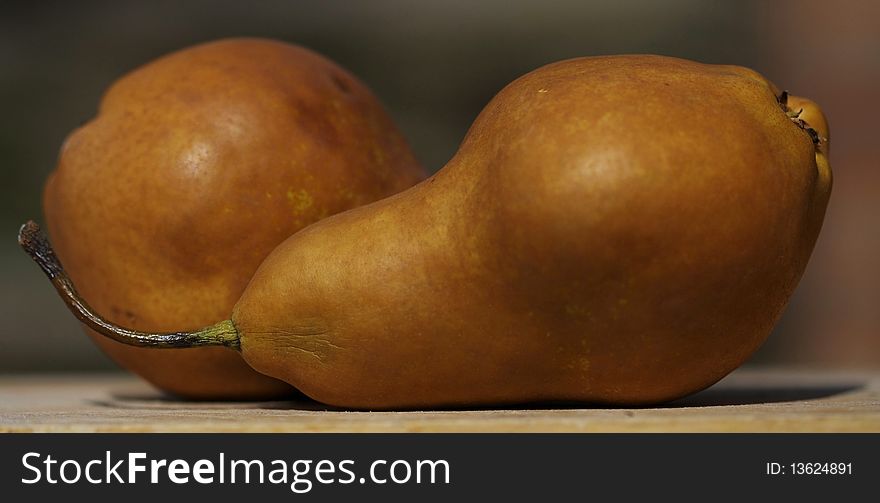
[{"x1": 17, "y1": 220, "x2": 240, "y2": 350}]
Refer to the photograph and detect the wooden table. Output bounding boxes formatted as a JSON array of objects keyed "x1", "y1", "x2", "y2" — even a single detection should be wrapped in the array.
[{"x1": 1, "y1": 368, "x2": 878, "y2": 432}]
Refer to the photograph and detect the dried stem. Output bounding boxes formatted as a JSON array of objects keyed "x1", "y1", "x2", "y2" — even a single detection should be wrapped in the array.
[{"x1": 18, "y1": 221, "x2": 240, "y2": 350}]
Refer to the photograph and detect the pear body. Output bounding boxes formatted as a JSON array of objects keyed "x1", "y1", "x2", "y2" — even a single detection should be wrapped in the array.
[
  {"x1": 44, "y1": 38, "x2": 426, "y2": 399},
  {"x1": 233, "y1": 55, "x2": 831, "y2": 408}
]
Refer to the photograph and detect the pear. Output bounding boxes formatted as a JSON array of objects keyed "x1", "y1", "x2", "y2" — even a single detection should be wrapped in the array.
[
  {"x1": 41, "y1": 38, "x2": 426, "y2": 399},
  {"x1": 26, "y1": 55, "x2": 831, "y2": 408}
]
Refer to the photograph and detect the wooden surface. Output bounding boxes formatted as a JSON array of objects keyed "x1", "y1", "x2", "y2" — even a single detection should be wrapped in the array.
[{"x1": 1, "y1": 368, "x2": 879, "y2": 432}]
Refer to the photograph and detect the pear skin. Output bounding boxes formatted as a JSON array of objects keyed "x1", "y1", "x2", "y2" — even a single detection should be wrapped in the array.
[
  {"x1": 28, "y1": 55, "x2": 831, "y2": 408},
  {"x1": 232, "y1": 55, "x2": 831, "y2": 408},
  {"x1": 42, "y1": 38, "x2": 426, "y2": 399}
]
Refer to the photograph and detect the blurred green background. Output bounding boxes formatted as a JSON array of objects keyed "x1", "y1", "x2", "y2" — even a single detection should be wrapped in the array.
[{"x1": 1, "y1": 0, "x2": 877, "y2": 372}]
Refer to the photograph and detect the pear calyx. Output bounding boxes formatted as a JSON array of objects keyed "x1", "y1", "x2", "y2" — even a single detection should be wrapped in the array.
[{"x1": 777, "y1": 90, "x2": 824, "y2": 149}]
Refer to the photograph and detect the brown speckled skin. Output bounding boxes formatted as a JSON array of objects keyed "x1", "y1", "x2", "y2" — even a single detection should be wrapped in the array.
[
  {"x1": 43, "y1": 39, "x2": 426, "y2": 399},
  {"x1": 234, "y1": 55, "x2": 831, "y2": 409}
]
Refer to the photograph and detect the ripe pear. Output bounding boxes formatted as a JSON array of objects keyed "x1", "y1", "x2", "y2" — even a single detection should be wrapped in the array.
[
  {"x1": 41, "y1": 38, "x2": 426, "y2": 399},
  {"x1": 26, "y1": 55, "x2": 831, "y2": 408}
]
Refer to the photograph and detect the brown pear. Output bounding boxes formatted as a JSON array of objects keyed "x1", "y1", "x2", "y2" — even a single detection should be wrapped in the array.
[
  {"x1": 28, "y1": 55, "x2": 831, "y2": 408},
  {"x1": 41, "y1": 38, "x2": 426, "y2": 399}
]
